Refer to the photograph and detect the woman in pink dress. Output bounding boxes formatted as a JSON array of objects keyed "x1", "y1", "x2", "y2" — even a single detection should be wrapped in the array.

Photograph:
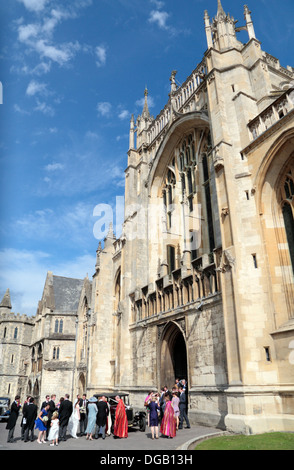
[
  {"x1": 172, "y1": 390, "x2": 180, "y2": 430},
  {"x1": 160, "y1": 393, "x2": 176, "y2": 438}
]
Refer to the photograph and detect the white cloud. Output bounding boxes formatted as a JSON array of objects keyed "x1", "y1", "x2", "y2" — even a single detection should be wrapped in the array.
[
  {"x1": 148, "y1": 10, "x2": 169, "y2": 29},
  {"x1": 45, "y1": 162, "x2": 65, "y2": 172},
  {"x1": 17, "y1": 0, "x2": 48, "y2": 13},
  {"x1": 0, "y1": 248, "x2": 95, "y2": 316},
  {"x1": 34, "y1": 39, "x2": 75, "y2": 65},
  {"x1": 97, "y1": 101, "x2": 112, "y2": 117},
  {"x1": 34, "y1": 99, "x2": 55, "y2": 116},
  {"x1": 18, "y1": 23, "x2": 40, "y2": 42},
  {"x1": 96, "y1": 45, "x2": 107, "y2": 67},
  {"x1": 26, "y1": 80, "x2": 47, "y2": 96},
  {"x1": 0, "y1": 248, "x2": 50, "y2": 316},
  {"x1": 11, "y1": 62, "x2": 52, "y2": 76},
  {"x1": 118, "y1": 109, "x2": 130, "y2": 120},
  {"x1": 16, "y1": 4, "x2": 91, "y2": 71},
  {"x1": 14, "y1": 104, "x2": 30, "y2": 115},
  {"x1": 14, "y1": 203, "x2": 95, "y2": 245}
]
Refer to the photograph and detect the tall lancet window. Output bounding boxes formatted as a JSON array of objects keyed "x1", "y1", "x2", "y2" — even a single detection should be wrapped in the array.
[
  {"x1": 281, "y1": 170, "x2": 294, "y2": 273},
  {"x1": 283, "y1": 204, "x2": 294, "y2": 273},
  {"x1": 163, "y1": 162, "x2": 176, "y2": 231}
]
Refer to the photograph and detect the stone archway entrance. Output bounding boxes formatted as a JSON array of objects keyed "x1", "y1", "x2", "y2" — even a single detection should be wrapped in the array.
[
  {"x1": 78, "y1": 373, "x2": 86, "y2": 395},
  {"x1": 160, "y1": 322, "x2": 188, "y2": 389}
]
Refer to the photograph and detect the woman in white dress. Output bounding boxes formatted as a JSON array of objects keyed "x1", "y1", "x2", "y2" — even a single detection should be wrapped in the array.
[{"x1": 67, "y1": 399, "x2": 80, "y2": 439}]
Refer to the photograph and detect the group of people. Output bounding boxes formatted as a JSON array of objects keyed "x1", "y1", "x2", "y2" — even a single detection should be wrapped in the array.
[
  {"x1": 6, "y1": 379, "x2": 190, "y2": 445},
  {"x1": 6, "y1": 392, "x2": 127, "y2": 446},
  {"x1": 144, "y1": 379, "x2": 190, "y2": 440}
]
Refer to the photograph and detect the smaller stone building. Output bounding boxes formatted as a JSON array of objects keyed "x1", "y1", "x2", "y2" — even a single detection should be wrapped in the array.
[
  {"x1": 0, "y1": 289, "x2": 34, "y2": 401},
  {"x1": 0, "y1": 273, "x2": 85, "y2": 407}
]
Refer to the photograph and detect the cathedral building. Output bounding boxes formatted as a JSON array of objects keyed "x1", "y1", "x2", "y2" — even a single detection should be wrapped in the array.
[{"x1": 0, "y1": 1, "x2": 293, "y2": 435}]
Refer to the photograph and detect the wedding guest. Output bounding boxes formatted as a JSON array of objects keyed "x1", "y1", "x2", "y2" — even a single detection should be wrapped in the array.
[
  {"x1": 178, "y1": 386, "x2": 190, "y2": 429},
  {"x1": 48, "y1": 411, "x2": 59, "y2": 447},
  {"x1": 159, "y1": 387, "x2": 166, "y2": 420},
  {"x1": 147, "y1": 395, "x2": 160, "y2": 440},
  {"x1": 23, "y1": 397, "x2": 38, "y2": 443},
  {"x1": 79, "y1": 394, "x2": 88, "y2": 436},
  {"x1": 181, "y1": 379, "x2": 187, "y2": 391},
  {"x1": 56, "y1": 396, "x2": 64, "y2": 410},
  {"x1": 160, "y1": 393, "x2": 176, "y2": 439},
  {"x1": 85, "y1": 397, "x2": 98, "y2": 441},
  {"x1": 41, "y1": 395, "x2": 50, "y2": 409},
  {"x1": 68, "y1": 397, "x2": 80, "y2": 438},
  {"x1": 95, "y1": 396, "x2": 109, "y2": 439},
  {"x1": 144, "y1": 391, "x2": 153, "y2": 427},
  {"x1": 46, "y1": 394, "x2": 57, "y2": 439},
  {"x1": 35, "y1": 403, "x2": 50, "y2": 444},
  {"x1": 105, "y1": 397, "x2": 112, "y2": 436},
  {"x1": 6, "y1": 395, "x2": 21, "y2": 443},
  {"x1": 113, "y1": 395, "x2": 128, "y2": 439},
  {"x1": 163, "y1": 386, "x2": 172, "y2": 400},
  {"x1": 58, "y1": 394, "x2": 73, "y2": 442},
  {"x1": 174, "y1": 378, "x2": 180, "y2": 389},
  {"x1": 21, "y1": 395, "x2": 31, "y2": 441},
  {"x1": 172, "y1": 389, "x2": 180, "y2": 430}
]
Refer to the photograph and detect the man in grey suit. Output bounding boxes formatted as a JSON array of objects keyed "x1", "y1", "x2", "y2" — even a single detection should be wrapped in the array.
[{"x1": 178, "y1": 387, "x2": 191, "y2": 429}]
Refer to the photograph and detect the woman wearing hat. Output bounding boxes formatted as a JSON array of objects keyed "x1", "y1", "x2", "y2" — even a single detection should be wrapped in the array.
[{"x1": 85, "y1": 397, "x2": 98, "y2": 441}]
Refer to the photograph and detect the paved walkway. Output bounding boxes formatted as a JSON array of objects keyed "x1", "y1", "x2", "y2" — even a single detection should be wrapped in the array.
[{"x1": 0, "y1": 422, "x2": 221, "y2": 451}]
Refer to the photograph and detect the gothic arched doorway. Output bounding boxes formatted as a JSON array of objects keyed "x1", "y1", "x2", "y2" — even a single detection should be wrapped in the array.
[
  {"x1": 160, "y1": 322, "x2": 188, "y2": 389},
  {"x1": 78, "y1": 373, "x2": 86, "y2": 395}
]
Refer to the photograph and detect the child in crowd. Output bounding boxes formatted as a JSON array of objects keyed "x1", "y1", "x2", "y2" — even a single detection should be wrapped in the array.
[{"x1": 48, "y1": 411, "x2": 59, "y2": 446}]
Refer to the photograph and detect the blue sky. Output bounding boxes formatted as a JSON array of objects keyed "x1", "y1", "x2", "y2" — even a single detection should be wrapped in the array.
[{"x1": 0, "y1": 0, "x2": 293, "y2": 315}]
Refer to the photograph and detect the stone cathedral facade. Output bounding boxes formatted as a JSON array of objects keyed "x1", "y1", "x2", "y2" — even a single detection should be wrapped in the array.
[{"x1": 1, "y1": 1, "x2": 294, "y2": 435}]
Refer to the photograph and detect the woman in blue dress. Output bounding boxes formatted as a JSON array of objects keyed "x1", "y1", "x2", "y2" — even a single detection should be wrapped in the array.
[
  {"x1": 148, "y1": 395, "x2": 160, "y2": 440},
  {"x1": 35, "y1": 404, "x2": 50, "y2": 444},
  {"x1": 85, "y1": 397, "x2": 98, "y2": 441}
]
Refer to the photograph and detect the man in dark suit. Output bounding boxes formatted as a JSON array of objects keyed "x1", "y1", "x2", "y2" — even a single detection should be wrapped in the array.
[
  {"x1": 95, "y1": 396, "x2": 109, "y2": 439},
  {"x1": 79, "y1": 394, "x2": 88, "y2": 436},
  {"x1": 41, "y1": 395, "x2": 50, "y2": 409},
  {"x1": 58, "y1": 394, "x2": 73, "y2": 441},
  {"x1": 23, "y1": 397, "x2": 38, "y2": 442},
  {"x1": 178, "y1": 387, "x2": 191, "y2": 429},
  {"x1": 21, "y1": 396, "x2": 31, "y2": 440},
  {"x1": 6, "y1": 395, "x2": 21, "y2": 443}
]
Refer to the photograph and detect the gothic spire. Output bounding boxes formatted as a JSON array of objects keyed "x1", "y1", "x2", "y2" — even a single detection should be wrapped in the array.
[
  {"x1": 0, "y1": 288, "x2": 12, "y2": 309},
  {"x1": 216, "y1": 0, "x2": 226, "y2": 18},
  {"x1": 129, "y1": 114, "x2": 135, "y2": 150},
  {"x1": 142, "y1": 88, "x2": 150, "y2": 120},
  {"x1": 106, "y1": 222, "x2": 115, "y2": 240}
]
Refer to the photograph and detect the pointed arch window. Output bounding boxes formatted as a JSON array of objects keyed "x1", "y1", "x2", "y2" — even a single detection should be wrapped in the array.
[
  {"x1": 282, "y1": 203, "x2": 294, "y2": 273},
  {"x1": 167, "y1": 245, "x2": 176, "y2": 276},
  {"x1": 114, "y1": 269, "x2": 121, "y2": 312},
  {"x1": 280, "y1": 168, "x2": 294, "y2": 273},
  {"x1": 202, "y1": 154, "x2": 215, "y2": 253}
]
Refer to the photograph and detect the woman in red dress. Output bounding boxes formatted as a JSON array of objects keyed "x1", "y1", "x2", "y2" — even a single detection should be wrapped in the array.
[
  {"x1": 160, "y1": 393, "x2": 176, "y2": 438},
  {"x1": 113, "y1": 396, "x2": 128, "y2": 438}
]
